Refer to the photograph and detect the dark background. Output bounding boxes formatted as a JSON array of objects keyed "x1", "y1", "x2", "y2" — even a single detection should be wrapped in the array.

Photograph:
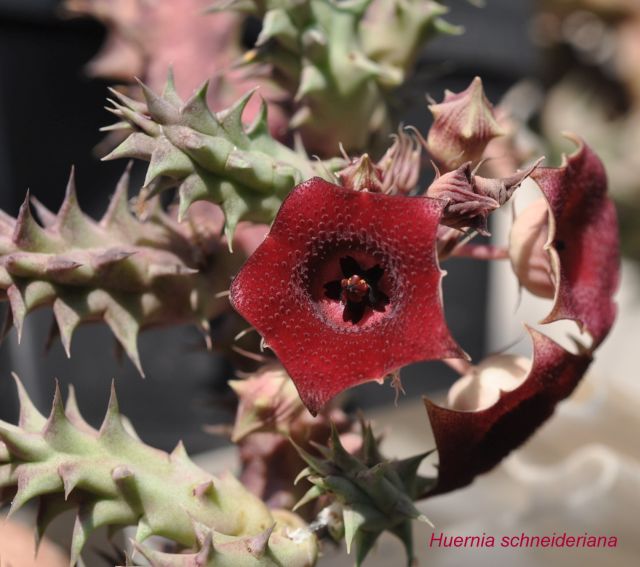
[{"x1": 0, "y1": 0, "x2": 536, "y2": 453}]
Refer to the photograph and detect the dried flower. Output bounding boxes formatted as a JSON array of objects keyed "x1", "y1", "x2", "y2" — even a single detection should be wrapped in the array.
[{"x1": 426, "y1": 160, "x2": 540, "y2": 235}]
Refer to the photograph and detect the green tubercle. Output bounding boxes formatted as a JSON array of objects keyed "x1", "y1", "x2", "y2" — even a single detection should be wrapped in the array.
[
  {"x1": 0, "y1": 375, "x2": 318, "y2": 567},
  {"x1": 292, "y1": 422, "x2": 436, "y2": 566},
  {"x1": 213, "y1": 0, "x2": 460, "y2": 156},
  {"x1": 103, "y1": 73, "x2": 320, "y2": 242},
  {"x1": 0, "y1": 166, "x2": 248, "y2": 374}
]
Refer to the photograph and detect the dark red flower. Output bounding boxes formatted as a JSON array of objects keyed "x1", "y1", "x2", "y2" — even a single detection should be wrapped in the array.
[
  {"x1": 424, "y1": 328, "x2": 592, "y2": 496},
  {"x1": 420, "y1": 138, "x2": 620, "y2": 496},
  {"x1": 230, "y1": 177, "x2": 464, "y2": 414},
  {"x1": 530, "y1": 136, "x2": 619, "y2": 347}
]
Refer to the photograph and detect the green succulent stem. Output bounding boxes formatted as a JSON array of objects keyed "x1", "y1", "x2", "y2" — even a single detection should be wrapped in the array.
[
  {"x1": 103, "y1": 73, "x2": 326, "y2": 242},
  {"x1": 292, "y1": 422, "x2": 436, "y2": 566},
  {"x1": 0, "y1": 375, "x2": 318, "y2": 567},
  {"x1": 213, "y1": 0, "x2": 460, "y2": 156},
  {"x1": 0, "y1": 166, "x2": 246, "y2": 373}
]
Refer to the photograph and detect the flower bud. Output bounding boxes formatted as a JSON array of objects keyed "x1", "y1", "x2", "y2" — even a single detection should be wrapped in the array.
[
  {"x1": 229, "y1": 365, "x2": 302, "y2": 442},
  {"x1": 426, "y1": 77, "x2": 505, "y2": 170},
  {"x1": 377, "y1": 129, "x2": 422, "y2": 194},
  {"x1": 338, "y1": 130, "x2": 422, "y2": 195},
  {"x1": 337, "y1": 153, "x2": 384, "y2": 193}
]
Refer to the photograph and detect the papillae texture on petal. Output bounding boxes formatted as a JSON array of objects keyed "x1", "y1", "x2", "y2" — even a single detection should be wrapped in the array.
[
  {"x1": 531, "y1": 137, "x2": 619, "y2": 347},
  {"x1": 424, "y1": 328, "x2": 591, "y2": 496},
  {"x1": 231, "y1": 177, "x2": 464, "y2": 414}
]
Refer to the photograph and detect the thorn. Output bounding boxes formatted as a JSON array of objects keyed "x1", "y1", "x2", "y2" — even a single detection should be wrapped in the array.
[
  {"x1": 112, "y1": 465, "x2": 135, "y2": 482},
  {"x1": 246, "y1": 94, "x2": 269, "y2": 137},
  {"x1": 65, "y1": 384, "x2": 96, "y2": 435},
  {"x1": 13, "y1": 190, "x2": 59, "y2": 255},
  {"x1": 292, "y1": 485, "x2": 324, "y2": 512},
  {"x1": 70, "y1": 511, "x2": 89, "y2": 566},
  {"x1": 106, "y1": 87, "x2": 147, "y2": 113},
  {"x1": 289, "y1": 437, "x2": 332, "y2": 476},
  {"x1": 170, "y1": 440, "x2": 189, "y2": 462},
  {"x1": 247, "y1": 524, "x2": 275, "y2": 558},
  {"x1": 93, "y1": 248, "x2": 136, "y2": 270},
  {"x1": 181, "y1": 80, "x2": 212, "y2": 123},
  {"x1": 54, "y1": 166, "x2": 79, "y2": 230},
  {"x1": 294, "y1": 467, "x2": 312, "y2": 486},
  {"x1": 11, "y1": 372, "x2": 47, "y2": 431},
  {"x1": 53, "y1": 298, "x2": 81, "y2": 358},
  {"x1": 417, "y1": 514, "x2": 435, "y2": 528},
  {"x1": 106, "y1": 380, "x2": 120, "y2": 415},
  {"x1": 218, "y1": 88, "x2": 258, "y2": 135},
  {"x1": 46, "y1": 258, "x2": 82, "y2": 274},
  {"x1": 99, "y1": 380, "x2": 127, "y2": 442},
  {"x1": 101, "y1": 162, "x2": 134, "y2": 226},
  {"x1": 44, "y1": 379, "x2": 68, "y2": 434},
  {"x1": 59, "y1": 463, "x2": 81, "y2": 500},
  {"x1": 343, "y1": 507, "x2": 366, "y2": 554},
  {"x1": 135, "y1": 78, "x2": 180, "y2": 124},
  {"x1": 104, "y1": 305, "x2": 144, "y2": 377},
  {"x1": 192, "y1": 479, "x2": 215, "y2": 499}
]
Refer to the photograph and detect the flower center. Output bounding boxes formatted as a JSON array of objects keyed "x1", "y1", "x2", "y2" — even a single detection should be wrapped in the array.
[
  {"x1": 341, "y1": 275, "x2": 369, "y2": 303},
  {"x1": 323, "y1": 255, "x2": 389, "y2": 324}
]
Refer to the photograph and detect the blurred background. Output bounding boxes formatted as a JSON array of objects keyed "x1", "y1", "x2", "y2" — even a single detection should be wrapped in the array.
[{"x1": 0, "y1": 0, "x2": 639, "y2": 565}]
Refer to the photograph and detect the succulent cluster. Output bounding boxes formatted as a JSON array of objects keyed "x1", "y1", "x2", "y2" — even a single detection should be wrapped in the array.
[
  {"x1": 228, "y1": 364, "x2": 358, "y2": 511},
  {"x1": 292, "y1": 423, "x2": 434, "y2": 566},
  {"x1": 212, "y1": 0, "x2": 459, "y2": 155},
  {"x1": 0, "y1": 376, "x2": 318, "y2": 567},
  {"x1": 0, "y1": 165, "x2": 262, "y2": 373},
  {"x1": 70, "y1": 0, "x2": 460, "y2": 156},
  {"x1": 0, "y1": 2, "x2": 622, "y2": 566},
  {"x1": 103, "y1": 74, "x2": 322, "y2": 242}
]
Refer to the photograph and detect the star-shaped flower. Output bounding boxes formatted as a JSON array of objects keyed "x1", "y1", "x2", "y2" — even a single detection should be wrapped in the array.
[{"x1": 230, "y1": 177, "x2": 465, "y2": 414}]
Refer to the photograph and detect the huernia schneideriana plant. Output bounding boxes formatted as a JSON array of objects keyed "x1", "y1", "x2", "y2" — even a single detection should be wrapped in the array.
[{"x1": 0, "y1": 6, "x2": 621, "y2": 567}]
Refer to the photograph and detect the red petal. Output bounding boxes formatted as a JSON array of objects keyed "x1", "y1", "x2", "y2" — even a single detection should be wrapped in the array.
[
  {"x1": 424, "y1": 328, "x2": 592, "y2": 496},
  {"x1": 531, "y1": 137, "x2": 620, "y2": 346},
  {"x1": 231, "y1": 178, "x2": 464, "y2": 414}
]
